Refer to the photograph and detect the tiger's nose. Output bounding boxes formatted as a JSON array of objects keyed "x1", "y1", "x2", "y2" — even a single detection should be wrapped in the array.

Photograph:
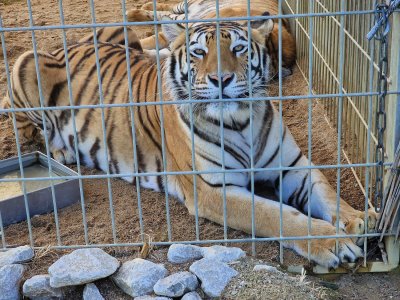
[{"x1": 208, "y1": 73, "x2": 234, "y2": 88}]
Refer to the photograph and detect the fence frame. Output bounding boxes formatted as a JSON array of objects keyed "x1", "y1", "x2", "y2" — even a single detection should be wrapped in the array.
[{"x1": 0, "y1": 0, "x2": 399, "y2": 273}]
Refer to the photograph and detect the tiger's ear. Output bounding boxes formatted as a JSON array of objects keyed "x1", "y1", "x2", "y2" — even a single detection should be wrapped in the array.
[
  {"x1": 250, "y1": 12, "x2": 274, "y2": 37},
  {"x1": 161, "y1": 16, "x2": 186, "y2": 42}
]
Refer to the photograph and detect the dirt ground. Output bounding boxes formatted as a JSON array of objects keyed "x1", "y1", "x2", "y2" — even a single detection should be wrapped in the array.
[{"x1": 0, "y1": 0, "x2": 399, "y2": 299}]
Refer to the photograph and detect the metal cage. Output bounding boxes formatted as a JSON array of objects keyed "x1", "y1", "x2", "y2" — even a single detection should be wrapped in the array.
[{"x1": 0, "y1": 0, "x2": 399, "y2": 273}]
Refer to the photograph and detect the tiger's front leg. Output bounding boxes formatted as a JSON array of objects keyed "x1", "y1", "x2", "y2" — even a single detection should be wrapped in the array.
[
  {"x1": 187, "y1": 184, "x2": 362, "y2": 268},
  {"x1": 275, "y1": 148, "x2": 378, "y2": 246}
]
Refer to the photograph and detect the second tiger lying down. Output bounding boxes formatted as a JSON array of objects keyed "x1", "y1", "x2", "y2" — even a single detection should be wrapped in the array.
[{"x1": 7, "y1": 19, "x2": 377, "y2": 268}]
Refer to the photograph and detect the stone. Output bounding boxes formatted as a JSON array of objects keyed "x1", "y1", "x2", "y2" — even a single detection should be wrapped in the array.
[
  {"x1": 83, "y1": 283, "x2": 104, "y2": 300},
  {"x1": 23, "y1": 274, "x2": 64, "y2": 299},
  {"x1": 167, "y1": 244, "x2": 203, "y2": 264},
  {"x1": 189, "y1": 258, "x2": 238, "y2": 297},
  {"x1": 112, "y1": 258, "x2": 168, "y2": 297},
  {"x1": 253, "y1": 264, "x2": 282, "y2": 274},
  {"x1": 0, "y1": 264, "x2": 25, "y2": 300},
  {"x1": 134, "y1": 296, "x2": 171, "y2": 300},
  {"x1": 0, "y1": 245, "x2": 34, "y2": 268},
  {"x1": 201, "y1": 245, "x2": 245, "y2": 263},
  {"x1": 48, "y1": 248, "x2": 119, "y2": 288},
  {"x1": 153, "y1": 271, "x2": 198, "y2": 297},
  {"x1": 181, "y1": 291, "x2": 202, "y2": 300}
]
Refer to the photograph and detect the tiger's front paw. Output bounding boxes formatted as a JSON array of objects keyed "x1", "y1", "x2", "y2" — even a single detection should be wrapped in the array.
[
  {"x1": 52, "y1": 149, "x2": 76, "y2": 165},
  {"x1": 345, "y1": 208, "x2": 378, "y2": 246},
  {"x1": 294, "y1": 223, "x2": 363, "y2": 269}
]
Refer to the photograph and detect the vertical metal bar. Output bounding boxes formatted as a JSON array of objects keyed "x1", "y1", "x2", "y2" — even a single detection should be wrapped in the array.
[
  {"x1": 152, "y1": 0, "x2": 172, "y2": 241},
  {"x1": 0, "y1": 16, "x2": 33, "y2": 247},
  {"x1": 246, "y1": 0, "x2": 256, "y2": 256},
  {"x1": 278, "y1": 0, "x2": 284, "y2": 264},
  {"x1": 120, "y1": 0, "x2": 145, "y2": 240},
  {"x1": 214, "y1": 0, "x2": 228, "y2": 241},
  {"x1": 58, "y1": 0, "x2": 89, "y2": 245},
  {"x1": 335, "y1": 0, "x2": 346, "y2": 251},
  {"x1": 0, "y1": 212, "x2": 5, "y2": 249},
  {"x1": 182, "y1": 0, "x2": 200, "y2": 240},
  {"x1": 88, "y1": 0, "x2": 117, "y2": 242},
  {"x1": 307, "y1": 0, "x2": 314, "y2": 262},
  {"x1": 26, "y1": 0, "x2": 62, "y2": 245}
]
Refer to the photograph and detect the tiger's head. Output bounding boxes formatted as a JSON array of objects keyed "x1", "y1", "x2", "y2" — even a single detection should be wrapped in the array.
[{"x1": 163, "y1": 18, "x2": 274, "y2": 121}]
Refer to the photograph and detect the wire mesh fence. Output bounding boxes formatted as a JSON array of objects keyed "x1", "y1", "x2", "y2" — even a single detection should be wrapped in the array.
[{"x1": 0, "y1": 0, "x2": 399, "y2": 269}]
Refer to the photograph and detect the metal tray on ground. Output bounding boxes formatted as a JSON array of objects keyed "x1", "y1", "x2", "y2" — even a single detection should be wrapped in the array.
[{"x1": 0, "y1": 151, "x2": 80, "y2": 226}]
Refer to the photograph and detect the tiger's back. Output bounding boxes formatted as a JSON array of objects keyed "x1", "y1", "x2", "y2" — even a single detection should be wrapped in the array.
[{"x1": 10, "y1": 42, "x2": 166, "y2": 191}]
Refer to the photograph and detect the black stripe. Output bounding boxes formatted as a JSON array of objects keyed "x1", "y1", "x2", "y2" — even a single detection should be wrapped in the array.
[
  {"x1": 96, "y1": 28, "x2": 105, "y2": 40},
  {"x1": 128, "y1": 41, "x2": 143, "y2": 52},
  {"x1": 197, "y1": 174, "x2": 239, "y2": 188},
  {"x1": 107, "y1": 26, "x2": 124, "y2": 42},
  {"x1": 48, "y1": 81, "x2": 65, "y2": 107},
  {"x1": 180, "y1": 112, "x2": 248, "y2": 168},
  {"x1": 135, "y1": 64, "x2": 162, "y2": 152},
  {"x1": 282, "y1": 151, "x2": 303, "y2": 178},
  {"x1": 204, "y1": 115, "x2": 250, "y2": 132},
  {"x1": 68, "y1": 134, "x2": 75, "y2": 152},
  {"x1": 143, "y1": 67, "x2": 158, "y2": 131},
  {"x1": 261, "y1": 127, "x2": 287, "y2": 168},
  {"x1": 90, "y1": 137, "x2": 101, "y2": 169},
  {"x1": 254, "y1": 103, "x2": 273, "y2": 162},
  {"x1": 298, "y1": 191, "x2": 309, "y2": 213},
  {"x1": 107, "y1": 119, "x2": 119, "y2": 174},
  {"x1": 197, "y1": 152, "x2": 234, "y2": 170},
  {"x1": 156, "y1": 158, "x2": 164, "y2": 192},
  {"x1": 293, "y1": 175, "x2": 308, "y2": 207}
]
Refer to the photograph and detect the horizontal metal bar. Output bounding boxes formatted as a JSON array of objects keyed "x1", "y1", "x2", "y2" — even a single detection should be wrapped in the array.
[
  {"x1": 0, "y1": 10, "x2": 385, "y2": 33},
  {"x1": 1, "y1": 91, "x2": 399, "y2": 115},
  {"x1": 0, "y1": 161, "x2": 392, "y2": 183},
  {"x1": 2, "y1": 231, "x2": 394, "y2": 251}
]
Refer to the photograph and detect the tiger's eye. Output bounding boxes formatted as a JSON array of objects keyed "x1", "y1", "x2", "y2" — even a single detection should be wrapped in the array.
[
  {"x1": 233, "y1": 45, "x2": 245, "y2": 52},
  {"x1": 193, "y1": 49, "x2": 206, "y2": 56}
]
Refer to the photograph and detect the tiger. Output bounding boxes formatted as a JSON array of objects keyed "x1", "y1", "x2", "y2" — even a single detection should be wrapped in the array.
[
  {"x1": 3, "y1": 18, "x2": 377, "y2": 268},
  {"x1": 126, "y1": 0, "x2": 296, "y2": 78}
]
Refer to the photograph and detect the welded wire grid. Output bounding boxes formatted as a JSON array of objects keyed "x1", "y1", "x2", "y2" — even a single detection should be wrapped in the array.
[
  {"x1": 0, "y1": 0, "x2": 398, "y2": 268},
  {"x1": 285, "y1": 0, "x2": 387, "y2": 201}
]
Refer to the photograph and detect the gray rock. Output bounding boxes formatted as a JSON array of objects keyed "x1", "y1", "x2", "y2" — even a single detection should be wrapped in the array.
[
  {"x1": 23, "y1": 274, "x2": 64, "y2": 299},
  {"x1": 0, "y1": 264, "x2": 25, "y2": 300},
  {"x1": 189, "y1": 258, "x2": 238, "y2": 297},
  {"x1": 201, "y1": 245, "x2": 245, "y2": 263},
  {"x1": 253, "y1": 264, "x2": 282, "y2": 274},
  {"x1": 83, "y1": 283, "x2": 104, "y2": 300},
  {"x1": 153, "y1": 271, "x2": 198, "y2": 297},
  {"x1": 181, "y1": 291, "x2": 202, "y2": 300},
  {"x1": 167, "y1": 244, "x2": 203, "y2": 264},
  {"x1": 48, "y1": 248, "x2": 119, "y2": 288},
  {"x1": 112, "y1": 258, "x2": 168, "y2": 297},
  {"x1": 0, "y1": 245, "x2": 34, "y2": 268},
  {"x1": 134, "y1": 296, "x2": 171, "y2": 300}
]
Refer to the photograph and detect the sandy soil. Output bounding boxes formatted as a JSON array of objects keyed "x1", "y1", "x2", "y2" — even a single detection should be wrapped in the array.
[{"x1": 0, "y1": 1, "x2": 399, "y2": 299}]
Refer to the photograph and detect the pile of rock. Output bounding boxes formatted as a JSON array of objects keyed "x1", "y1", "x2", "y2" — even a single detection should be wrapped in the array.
[{"x1": 0, "y1": 243, "x2": 247, "y2": 299}]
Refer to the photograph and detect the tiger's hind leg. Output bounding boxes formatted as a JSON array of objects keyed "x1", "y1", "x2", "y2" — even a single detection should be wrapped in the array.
[
  {"x1": 140, "y1": 33, "x2": 169, "y2": 50},
  {"x1": 141, "y1": 2, "x2": 177, "y2": 11},
  {"x1": 78, "y1": 27, "x2": 143, "y2": 52},
  {"x1": 126, "y1": 9, "x2": 174, "y2": 23}
]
